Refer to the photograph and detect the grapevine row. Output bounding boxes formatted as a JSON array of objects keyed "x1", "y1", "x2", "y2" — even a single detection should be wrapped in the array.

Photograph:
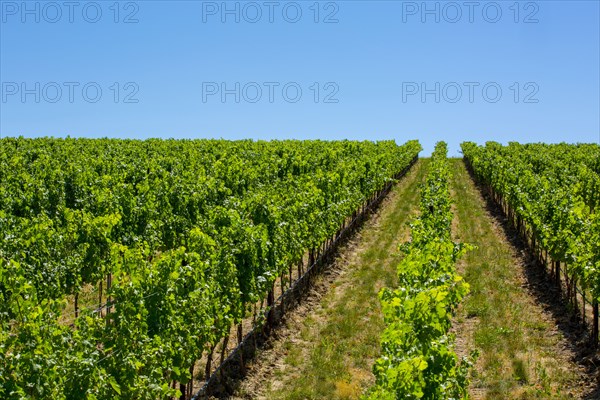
[
  {"x1": 462, "y1": 141, "x2": 600, "y2": 344},
  {"x1": 0, "y1": 138, "x2": 421, "y2": 399},
  {"x1": 364, "y1": 142, "x2": 475, "y2": 400}
]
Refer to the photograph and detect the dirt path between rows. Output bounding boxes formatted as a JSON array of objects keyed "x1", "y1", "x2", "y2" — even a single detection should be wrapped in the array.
[
  {"x1": 218, "y1": 160, "x2": 428, "y2": 400},
  {"x1": 449, "y1": 159, "x2": 597, "y2": 399}
]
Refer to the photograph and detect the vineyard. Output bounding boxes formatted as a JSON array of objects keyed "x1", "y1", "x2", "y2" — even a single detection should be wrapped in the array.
[
  {"x1": 1, "y1": 138, "x2": 599, "y2": 399},
  {"x1": 0, "y1": 138, "x2": 420, "y2": 399},
  {"x1": 463, "y1": 142, "x2": 600, "y2": 344}
]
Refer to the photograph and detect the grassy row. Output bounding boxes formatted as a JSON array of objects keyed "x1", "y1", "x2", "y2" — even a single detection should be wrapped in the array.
[
  {"x1": 450, "y1": 159, "x2": 587, "y2": 398},
  {"x1": 256, "y1": 160, "x2": 427, "y2": 399}
]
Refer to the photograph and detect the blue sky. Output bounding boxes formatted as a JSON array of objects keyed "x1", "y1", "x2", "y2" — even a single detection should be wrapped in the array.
[{"x1": 1, "y1": 0, "x2": 599, "y2": 155}]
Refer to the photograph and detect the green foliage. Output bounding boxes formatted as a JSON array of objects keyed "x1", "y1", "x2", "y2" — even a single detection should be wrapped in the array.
[
  {"x1": 0, "y1": 138, "x2": 421, "y2": 399},
  {"x1": 461, "y1": 141, "x2": 600, "y2": 300},
  {"x1": 364, "y1": 142, "x2": 476, "y2": 400}
]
